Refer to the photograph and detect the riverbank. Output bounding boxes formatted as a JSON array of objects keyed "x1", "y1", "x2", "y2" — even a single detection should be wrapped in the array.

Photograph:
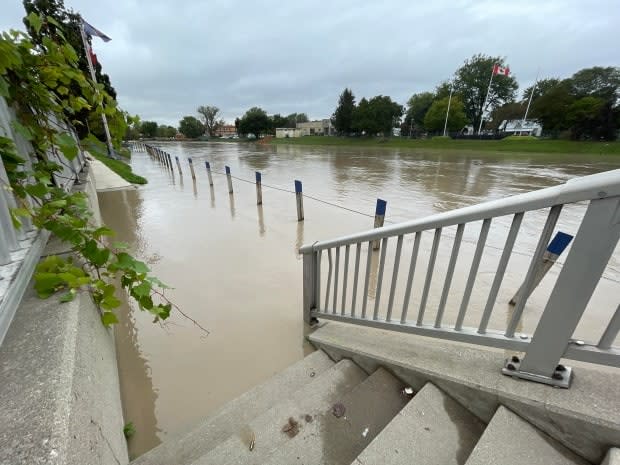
[{"x1": 270, "y1": 136, "x2": 620, "y2": 155}]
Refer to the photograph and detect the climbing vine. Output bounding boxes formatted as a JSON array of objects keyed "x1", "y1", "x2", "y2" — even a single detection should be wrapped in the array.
[{"x1": 0, "y1": 14, "x2": 204, "y2": 331}]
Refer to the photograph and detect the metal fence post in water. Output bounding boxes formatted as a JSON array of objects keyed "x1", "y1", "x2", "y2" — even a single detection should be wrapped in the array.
[
  {"x1": 373, "y1": 199, "x2": 387, "y2": 250},
  {"x1": 167, "y1": 153, "x2": 173, "y2": 171},
  {"x1": 175, "y1": 156, "x2": 183, "y2": 175},
  {"x1": 255, "y1": 172, "x2": 263, "y2": 205},
  {"x1": 205, "y1": 161, "x2": 213, "y2": 186},
  {"x1": 295, "y1": 180, "x2": 304, "y2": 221},
  {"x1": 225, "y1": 166, "x2": 233, "y2": 194},
  {"x1": 188, "y1": 157, "x2": 196, "y2": 180}
]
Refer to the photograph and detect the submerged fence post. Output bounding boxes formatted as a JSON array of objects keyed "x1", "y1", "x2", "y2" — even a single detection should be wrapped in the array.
[
  {"x1": 255, "y1": 171, "x2": 263, "y2": 205},
  {"x1": 373, "y1": 199, "x2": 387, "y2": 250},
  {"x1": 205, "y1": 161, "x2": 213, "y2": 186},
  {"x1": 167, "y1": 153, "x2": 173, "y2": 171},
  {"x1": 188, "y1": 157, "x2": 196, "y2": 180},
  {"x1": 225, "y1": 166, "x2": 233, "y2": 193},
  {"x1": 175, "y1": 156, "x2": 183, "y2": 175},
  {"x1": 295, "y1": 180, "x2": 304, "y2": 221},
  {"x1": 509, "y1": 231, "x2": 573, "y2": 306}
]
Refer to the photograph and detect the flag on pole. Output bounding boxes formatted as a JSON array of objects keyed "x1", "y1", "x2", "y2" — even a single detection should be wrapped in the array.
[
  {"x1": 82, "y1": 19, "x2": 111, "y2": 42},
  {"x1": 492, "y1": 64, "x2": 510, "y2": 76}
]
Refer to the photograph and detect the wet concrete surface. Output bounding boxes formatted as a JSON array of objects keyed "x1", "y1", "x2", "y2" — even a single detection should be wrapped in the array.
[{"x1": 98, "y1": 142, "x2": 620, "y2": 457}]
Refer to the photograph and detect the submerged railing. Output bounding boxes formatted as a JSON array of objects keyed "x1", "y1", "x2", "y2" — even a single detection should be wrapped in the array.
[
  {"x1": 301, "y1": 169, "x2": 620, "y2": 388},
  {"x1": 0, "y1": 97, "x2": 86, "y2": 346}
]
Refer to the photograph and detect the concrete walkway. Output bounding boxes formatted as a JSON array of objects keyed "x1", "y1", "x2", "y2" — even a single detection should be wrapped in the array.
[{"x1": 88, "y1": 157, "x2": 136, "y2": 192}]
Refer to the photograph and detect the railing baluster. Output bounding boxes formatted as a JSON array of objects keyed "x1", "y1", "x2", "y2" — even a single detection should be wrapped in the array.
[
  {"x1": 506, "y1": 205, "x2": 562, "y2": 338},
  {"x1": 315, "y1": 250, "x2": 322, "y2": 312},
  {"x1": 435, "y1": 224, "x2": 464, "y2": 328},
  {"x1": 361, "y1": 241, "x2": 372, "y2": 318},
  {"x1": 478, "y1": 212, "x2": 524, "y2": 334},
  {"x1": 351, "y1": 243, "x2": 361, "y2": 316},
  {"x1": 401, "y1": 231, "x2": 421, "y2": 324},
  {"x1": 333, "y1": 247, "x2": 340, "y2": 314},
  {"x1": 417, "y1": 228, "x2": 442, "y2": 326},
  {"x1": 386, "y1": 235, "x2": 404, "y2": 322},
  {"x1": 341, "y1": 245, "x2": 350, "y2": 315},
  {"x1": 455, "y1": 218, "x2": 491, "y2": 330},
  {"x1": 598, "y1": 304, "x2": 620, "y2": 350},
  {"x1": 324, "y1": 248, "x2": 332, "y2": 312},
  {"x1": 373, "y1": 237, "x2": 389, "y2": 320}
]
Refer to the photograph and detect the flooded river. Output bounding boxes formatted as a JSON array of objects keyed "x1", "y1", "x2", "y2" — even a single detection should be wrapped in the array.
[{"x1": 98, "y1": 142, "x2": 620, "y2": 458}]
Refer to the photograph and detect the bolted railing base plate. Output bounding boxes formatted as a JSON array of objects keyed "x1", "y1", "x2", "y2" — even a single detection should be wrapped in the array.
[{"x1": 502, "y1": 356, "x2": 572, "y2": 388}]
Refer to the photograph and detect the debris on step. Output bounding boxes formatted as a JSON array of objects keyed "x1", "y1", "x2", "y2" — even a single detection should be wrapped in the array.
[
  {"x1": 309, "y1": 371, "x2": 315, "y2": 378},
  {"x1": 331, "y1": 402, "x2": 346, "y2": 418},
  {"x1": 402, "y1": 386, "x2": 414, "y2": 397},
  {"x1": 249, "y1": 432, "x2": 255, "y2": 451},
  {"x1": 282, "y1": 417, "x2": 300, "y2": 438},
  {"x1": 304, "y1": 414, "x2": 313, "y2": 423},
  {"x1": 362, "y1": 427, "x2": 369, "y2": 438}
]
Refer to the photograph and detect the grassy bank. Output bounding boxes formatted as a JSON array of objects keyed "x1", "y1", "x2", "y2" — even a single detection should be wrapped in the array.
[
  {"x1": 271, "y1": 136, "x2": 620, "y2": 155},
  {"x1": 89, "y1": 151, "x2": 147, "y2": 184}
]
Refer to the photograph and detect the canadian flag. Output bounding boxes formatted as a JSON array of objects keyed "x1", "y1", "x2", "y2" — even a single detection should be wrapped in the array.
[{"x1": 493, "y1": 64, "x2": 510, "y2": 76}]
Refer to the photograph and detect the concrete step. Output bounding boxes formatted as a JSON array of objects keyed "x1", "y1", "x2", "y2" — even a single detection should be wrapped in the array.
[
  {"x1": 263, "y1": 367, "x2": 409, "y2": 465},
  {"x1": 464, "y1": 406, "x2": 590, "y2": 465},
  {"x1": 132, "y1": 350, "x2": 335, "y2": 465},
  {"x1": 354, "y1": 382, "x2": 485, "y2": 465},
  {"x1": 603, "y1": 448, "x2": 620, "y2": 465},
  {"x1": 192, "y1": 359, "x2": 367, "y2": 465}
]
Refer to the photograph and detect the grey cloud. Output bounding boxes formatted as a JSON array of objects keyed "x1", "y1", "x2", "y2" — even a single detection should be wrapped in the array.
[{"x1": 1, "y1": 0, "x2": 618, "y2": 125}]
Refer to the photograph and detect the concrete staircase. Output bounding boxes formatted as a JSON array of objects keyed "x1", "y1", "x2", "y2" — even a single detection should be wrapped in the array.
[{"x1": 132, "y1": 347, "x2": 611, "y2": 465}]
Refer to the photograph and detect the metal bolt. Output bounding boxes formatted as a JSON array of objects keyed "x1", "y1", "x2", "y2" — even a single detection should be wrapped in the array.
[
  {"x1": 552, "y1": 372, "x2": 564, "y2": 380},
  {"x1": 520, "y1": 335, "x2": 529, "y2": 340},
  {"x1": 572, "y1": 340, "x2": 585, "y2": 346},
  {"x1": 598, "y1": 191, "x2": 607, "y2": 198},
  {"x1": 511, "y1": 356, "x2": 520, "y2": 363},
  {"x1": 506, "y1": 363, "x2": 516, "y2": 371},
  {"x1": 555, "y1": 364, "x2": 566, "y2": 372}
]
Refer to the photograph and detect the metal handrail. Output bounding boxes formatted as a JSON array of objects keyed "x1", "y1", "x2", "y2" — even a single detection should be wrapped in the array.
[{"x1": 301, "y1": 169, "x2": 620, "y2": 388}]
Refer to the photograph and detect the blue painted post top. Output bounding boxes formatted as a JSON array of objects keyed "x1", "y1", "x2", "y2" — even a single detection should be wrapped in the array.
[
  {"x1": 375, "y1": 198, "x2": 387, "y2": 216},
  {"x1": 175, "y1": 156, "x2": 179, "y2": 161},
  {"x1": 225, "y1": 166, "x2": 231, "y2": 174},
  {"x1": 205, "y1": 161, "x2": 210, "y2": 169},
  {"x1": 547, "y1": 231, "x2": 573, "y2": 255},
  {"x1": 295, "y1": 180, "x2": 302, "y2": 193},
  {"x1": 188, "y1": 157, "x2": 193, "y2": 164},
  {"x1": 256, "y1": 172, "x2": 262, "y2": 183}
]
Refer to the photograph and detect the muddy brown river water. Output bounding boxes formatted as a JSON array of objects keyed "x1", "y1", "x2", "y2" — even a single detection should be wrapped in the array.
[{"x1": 98, "y1": 142, "x2": 620, "y2": 458}]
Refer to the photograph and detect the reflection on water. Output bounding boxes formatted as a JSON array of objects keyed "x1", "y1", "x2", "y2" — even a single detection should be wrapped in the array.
[{"x1": 102, "y1": 142, "x2": 619, "y2": 458}]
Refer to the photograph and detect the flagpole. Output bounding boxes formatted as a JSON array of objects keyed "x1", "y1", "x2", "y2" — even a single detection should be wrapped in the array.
[
  {"x1": 478, "y1": 67, "x2": 495, "y2": 134},
  {"x1": 443, "y1": 82, "x2": 453, "y2": 137},
  {"x1": 521, "y1": 69, "x2": 539, "y2": 129},
  {"x1": 79, "y1": 18, "x2": 114, "y2": 156}
]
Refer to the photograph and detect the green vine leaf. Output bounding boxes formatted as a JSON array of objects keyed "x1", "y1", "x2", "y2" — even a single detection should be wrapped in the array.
[
  {"x1": 26, "y1": 12, "x2": 43, "y2": 34},
  {"x1": 101, "y1": 312, "x2": 119, "y2": 327}
]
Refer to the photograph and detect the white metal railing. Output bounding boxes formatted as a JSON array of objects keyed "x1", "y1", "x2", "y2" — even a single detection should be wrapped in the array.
[
  {"x1": 0, "y1": 96, "x2": 86, "y2": 345},
  {"x1": 301, "y1": 169, "x2": 620, "y2": 388}
]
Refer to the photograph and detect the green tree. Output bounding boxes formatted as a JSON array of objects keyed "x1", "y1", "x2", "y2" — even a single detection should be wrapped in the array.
[
  {"x1": 178, "y1": 116, "x2": 204, "y2": 138},
  {"x1": 271, "y1": 114, "x2": 288, "y2": 130},
  {"x1": 423, "y1": 96, "x2": 468, "y2": 133},
  {"x1": 453, "y1": 54, "x2": 518, "y2": 133},
  {"x1": 140, "y1": 121, "x2": 158, "y2": 138},
  {"x1": 197, "y1": 105, "x2": 223, "y2": 137},
  {"x1": 530, "y1": 81, "x2": 575, "y2": 136},
  {"x1": 332, "y1": 88, "x2": 356, "y2": 135},
  {"x1": 238, "y1": 107, "x2": 271, "y2": 138},
  {"x1": 566, "y1": 97, "x2": 605, "y2": 140},
  {"x1": 352, "y1": 95, "x2": 402, "y2": 136},
  {"x1": 23, "y1": 0, "x2": 118, "y2": 142},
  {"x1": 156, "y1": 124, "x2": 176, "y2": 138},
  {"x1": 403, "y1": 92, "x2": 435, "y2": 135},
  {"x1": 569, "y1": 66, "x2": 620, "y2": 100},
  {"x1": 521, "y1": 78, "x2": 561, "y2": 101}
]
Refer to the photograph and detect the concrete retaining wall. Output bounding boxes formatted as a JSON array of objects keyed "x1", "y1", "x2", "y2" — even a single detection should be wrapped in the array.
[{"x1": 0, "y1": 167, "x2": 129, "y2": 465}]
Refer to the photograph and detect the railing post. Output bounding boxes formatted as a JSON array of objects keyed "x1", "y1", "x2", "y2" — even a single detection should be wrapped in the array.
[
  {"x1": 302, "y1": 247, "x2": 317, "y2": 324},
  {"x1": 226, "y1": 166, "x2": 233, "y2": 194},
  {"x1": 507, "y1": 196, "x2": 620, "y2": 388},
  {"x1": 373, "y1": 199, "x2": 387, "y2": 250},
  {"x1": 295, "y1": 180, "x2": 304, "y2": 221},
  {"x1": 205, "y1": 161, "x2": 213, "y2": 185},
  {"x1": 188, "y1": 157, "x2": 196, "y2": 180},
  {"x1": 256, "y1": 172, "x2": 263, "y2": 205},
  {"x1": 175, "y1": 156, "x2": 183, "y2": 175}
]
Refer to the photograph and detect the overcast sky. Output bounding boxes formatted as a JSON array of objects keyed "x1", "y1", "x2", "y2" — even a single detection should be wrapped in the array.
[{"x1": 2, "y1": 0, "x2": 618, "y2": 125}]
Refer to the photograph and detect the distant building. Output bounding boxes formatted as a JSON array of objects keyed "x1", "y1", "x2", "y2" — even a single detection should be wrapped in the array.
[
  {"x1": 296, "y1": 119, "x2": 334, "y2": 136},
  {"x1": 275, "y1": 128, "x2": 302, "y2": 138},
  {"x1": 499, "y1": 119, "x2": 542, "y2": 137},
  {"x1": 214, "y1": 125, "x2": 237, "y2": 138}
]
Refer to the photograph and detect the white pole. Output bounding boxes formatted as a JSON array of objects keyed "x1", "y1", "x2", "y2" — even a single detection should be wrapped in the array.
[
  {"x1": 478, "y1": 68, "x2": 495, "y2": 134},
  {"x1": 79, "y1": 19, "x2": 114, "y2": 156},
  {"x1": 521, "y1": 70, "x2": 539, "y2": 129},
  {"x1": 443, "y1": 83, "x2": 454, "y2": 137}
]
